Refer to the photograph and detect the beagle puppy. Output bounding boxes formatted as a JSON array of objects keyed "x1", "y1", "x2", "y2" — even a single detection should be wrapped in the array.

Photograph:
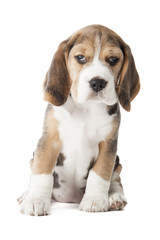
[{"x1": 18, "y1": 25, "x2": 140, "y2": 215}]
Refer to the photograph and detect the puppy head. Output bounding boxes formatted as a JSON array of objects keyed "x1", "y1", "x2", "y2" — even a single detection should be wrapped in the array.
[{"x1": 44, "y1": 25, "x2": 140, "y2": 111}]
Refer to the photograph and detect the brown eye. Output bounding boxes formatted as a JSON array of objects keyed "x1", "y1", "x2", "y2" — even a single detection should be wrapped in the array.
[
  {"x1": 75, "y1": 55, "x2": 87, "y2": 64},
  {"x1": 107, "y1": 56, "x2": 119, "y2": 66}
]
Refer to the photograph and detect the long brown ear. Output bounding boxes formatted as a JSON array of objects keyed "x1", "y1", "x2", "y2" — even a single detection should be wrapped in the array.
[
  {"x1": 43, "y1": 39, "x2": 71, "y2": 106},
  {"x1": 116, "y1": 44, "x2": 140, "y2": 111}
]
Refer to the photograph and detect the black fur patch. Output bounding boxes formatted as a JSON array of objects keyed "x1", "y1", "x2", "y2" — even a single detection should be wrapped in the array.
[
  {"x1": 107, "y1": 103, "x2": 118, "y2": 115},
  {"x1": 114, "y1": 155, "x2": 120, "y2": 170},
  {"x1": 53, "y1": 172, "x2": 61, "y2": 189},
  {"x1": 108, "y1": 138, "x2": 118, "y2": 154},
  {"x1": 56, "y1": 153, "x2": 66, "y2": 166},
  {"x1": 47, "y1": 87, "x2": 67, "y2": 105}
]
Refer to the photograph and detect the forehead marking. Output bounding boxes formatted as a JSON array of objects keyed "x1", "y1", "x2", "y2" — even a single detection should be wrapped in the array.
[{"x1": 93, "y1": 36, "x2": 101, "y2": 60}]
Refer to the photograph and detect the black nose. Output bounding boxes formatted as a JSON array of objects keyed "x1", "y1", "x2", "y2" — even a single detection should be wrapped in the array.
[{"x1": 89, "y1": 78, "x2": 107, "y2": 92}]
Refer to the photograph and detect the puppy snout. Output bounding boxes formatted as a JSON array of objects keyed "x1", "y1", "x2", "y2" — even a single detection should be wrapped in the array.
[{"x1": 89, "y1": 78, "x2": 107, "y2": 92}]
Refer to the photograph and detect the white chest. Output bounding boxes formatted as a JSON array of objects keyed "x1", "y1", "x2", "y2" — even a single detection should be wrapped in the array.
[{"x1": 52, "y1": 97, "x2": 114, "y2": 203}]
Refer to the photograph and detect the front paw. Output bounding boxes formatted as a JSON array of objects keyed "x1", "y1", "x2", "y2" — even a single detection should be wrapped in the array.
[
  {"x1": 79, "y1": 194, "x2": 109, "y2": 212},
  {"x1": 19, "y1": 174, "x2": 53, "y2": 216},
  {"x1": 20, "y1": 195, "x2": 51, "y2": 216}
]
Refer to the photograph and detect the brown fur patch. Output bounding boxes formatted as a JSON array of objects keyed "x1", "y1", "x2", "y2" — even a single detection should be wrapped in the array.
[
  {"x1": 99, "y1": 45, "x2": 124, "y2": 81},
  {"x1": 43, "y1": 40, "x2": 72, "y2": 106},
  {"x1": 92, "y1": 110, "x2": 120, "y2": 181},
  {"x1": 32, "y1": 104, "x2": 62, "y2": 174},
  {"x1": 114, "y1": 163, "x2": 122, "y2": 175},
  {"x1": 67, "y1": 41, "x2": 95, "y2": 100},
  {"x1": 116, "y1": 45, "x2": 140, "y2": 111}
]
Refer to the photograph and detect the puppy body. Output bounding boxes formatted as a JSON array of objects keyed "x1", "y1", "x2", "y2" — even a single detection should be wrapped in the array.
[
  {"x1": 52, "y1": 97, "x2": 119, "y2": 204},
  {"x1": 19, "y1": 25, "x2": 140, "y2": 215}
]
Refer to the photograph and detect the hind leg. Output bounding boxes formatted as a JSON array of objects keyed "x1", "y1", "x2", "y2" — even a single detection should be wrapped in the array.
[{"x1": 109, "y1": 157, "x2": 127, "y2": 211}]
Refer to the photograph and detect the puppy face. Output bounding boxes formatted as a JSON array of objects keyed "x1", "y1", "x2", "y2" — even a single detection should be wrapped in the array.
[
  {"x1": 44, "y1": 25, "x2": 140, "y2": 111},
  {"x1": 67, "y1": 36, "x2": 124, "y2": 105}
]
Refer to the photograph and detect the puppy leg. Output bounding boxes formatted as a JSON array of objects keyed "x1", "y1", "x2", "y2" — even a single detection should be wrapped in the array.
[
  {"x1": 79, "y1": 140, "x2": 117, "y2": 212},
  {"x1": 79, "y1": 112, "x2": 120, "y2": 212},
  {"x1": 109, "y1": 158, "x2": 127, "y2": 210},
  {"x1": 19, "y1": 105, "x2": 61, "y2": 216}
]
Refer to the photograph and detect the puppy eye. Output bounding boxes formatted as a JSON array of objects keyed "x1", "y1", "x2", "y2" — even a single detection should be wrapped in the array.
[
  {"x1": 107, "y1": 56, "x2": 119, "y2": 66},
  {"x1": 75, "y1": 55, "x2": 87, "y2": 64}
]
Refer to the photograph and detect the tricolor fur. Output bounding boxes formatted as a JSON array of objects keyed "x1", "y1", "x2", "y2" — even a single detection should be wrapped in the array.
[{"x1": 18, "y1": 25, "x2": 140, "y2": 215}]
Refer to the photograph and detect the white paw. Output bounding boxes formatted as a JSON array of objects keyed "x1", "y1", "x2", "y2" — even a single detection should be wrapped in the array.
[
  {"x1": 79, "y1": 194, "x2": 109, "y2": 212},
  {"x1": 20, "y1": 195, "x2": 51, "y2": 216},
  {"x1": 19, "y1": 174, "x2": 53, "y2": 216},
  {"x1": 109, "y1": 193, "x2": 127, "y2": 211}
]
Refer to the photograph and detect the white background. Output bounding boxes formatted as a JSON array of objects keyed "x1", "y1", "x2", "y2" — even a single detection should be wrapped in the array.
[{"x1": 0, "y1": 0, "x2": 160, "y2": 239}]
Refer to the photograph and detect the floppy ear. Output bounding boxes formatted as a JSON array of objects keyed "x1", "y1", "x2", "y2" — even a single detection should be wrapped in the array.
[
  {"x1": 116, "y1": 44, "x2": 140, "y2": 111},
  {"x1": 43, "y1": 39, "x2": 72, "y2": 106}
]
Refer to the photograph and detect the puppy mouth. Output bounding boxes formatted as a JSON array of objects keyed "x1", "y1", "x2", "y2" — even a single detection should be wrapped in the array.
[
  {"x1": 89, "y1": 91, "x2": 104, "y2": 100},
  {"x1": 71, "y1": 89, "x2": 105, "y2": 104},
  {"x1": 83, "y1": 92, "x2": 105, "y2": 104}
]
